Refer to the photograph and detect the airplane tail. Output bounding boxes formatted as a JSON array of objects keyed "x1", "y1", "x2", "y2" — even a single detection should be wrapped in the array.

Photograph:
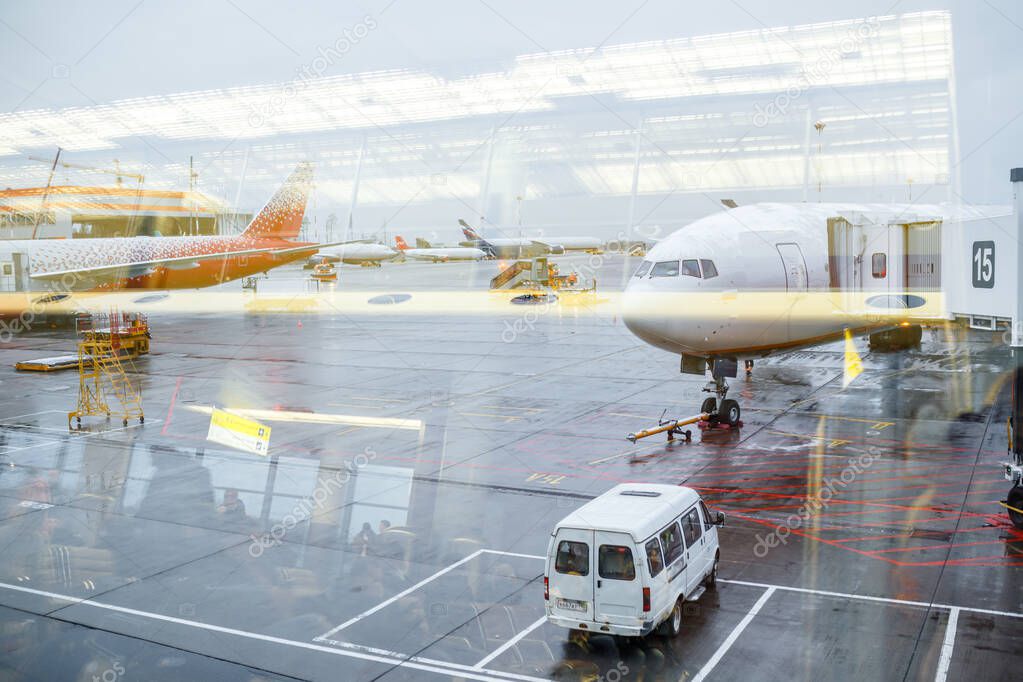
[
  {"x1": 394, "y1": 235, "x2": 410, "y2": 251},
  {"x1": 241, "y1": 162, "x2": 314, "y2": 241},
  {"x1": 458, "y1": 219, "x2": 483, "y2": 242},
  {"x1": 415, "y1": 237, "x2": 432, "y2": 249}
]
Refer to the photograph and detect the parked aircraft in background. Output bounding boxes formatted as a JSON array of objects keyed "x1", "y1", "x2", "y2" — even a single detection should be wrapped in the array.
[
  {"x1": 308, "y1": 242, "x2": 396, "y2": 267},
  {"x1": 621, "y1": 201, "x2": 1010, "y2": 426},
  {"x1": 457, "y1": 220, "x2": 604, "y2": 258},
  {"x1": 0, "y1": 162, "x2": 331, "y2": 292},
  {"x1": 394, "y1": 236, "x2": 486, "y2": 262}
]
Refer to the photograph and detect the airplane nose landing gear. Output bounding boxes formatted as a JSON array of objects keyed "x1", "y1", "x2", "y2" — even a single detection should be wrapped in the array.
[{"x1": 702, "y1": 375, "x2": 741, "y2": 427}]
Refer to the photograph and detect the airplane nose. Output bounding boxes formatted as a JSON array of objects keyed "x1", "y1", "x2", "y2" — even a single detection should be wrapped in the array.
[{"x1": 622, "y1": 280, "x2": 667, "y2": 349}]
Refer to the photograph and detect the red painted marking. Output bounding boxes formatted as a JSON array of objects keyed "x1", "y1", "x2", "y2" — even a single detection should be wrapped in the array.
[{"x1": 161, "y1": 377, "x2": 182, "y2": 436}]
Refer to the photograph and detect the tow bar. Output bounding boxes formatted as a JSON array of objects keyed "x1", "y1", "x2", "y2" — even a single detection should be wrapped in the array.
[{"x1": 627, "y1": 410, "x2": 708, "y2": 443}]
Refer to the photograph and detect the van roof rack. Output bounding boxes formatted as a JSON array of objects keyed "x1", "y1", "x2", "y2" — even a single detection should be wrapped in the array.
[{"x1": 620, "y1": 490, "x2": 661, "y2": 497}]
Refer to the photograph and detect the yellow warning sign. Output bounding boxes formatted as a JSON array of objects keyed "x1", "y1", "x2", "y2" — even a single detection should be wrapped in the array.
[
  {"x1": 843, "y1": 329, "x2": 863, "y2": 388},
  {"x1": 207, "y1": 408, "x2": 271, "y2": 455}
]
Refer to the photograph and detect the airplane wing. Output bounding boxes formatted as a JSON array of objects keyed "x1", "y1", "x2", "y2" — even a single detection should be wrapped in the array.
[{"x1": 29, "y1": 240, "x2": 355, "y2": 283}]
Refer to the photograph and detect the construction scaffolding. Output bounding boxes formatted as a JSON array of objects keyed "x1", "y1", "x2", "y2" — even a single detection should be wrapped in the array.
[{"x1": 68, "y1": 311, "x2": 147, "y2": 429}]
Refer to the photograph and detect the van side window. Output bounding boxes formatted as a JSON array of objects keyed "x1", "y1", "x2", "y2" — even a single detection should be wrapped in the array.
[
  {"x1": 645, "y1": 539, "x2": 664, "y2": 577},
  {"x1": 682, "y1": 508, "x2": 703, "y2": 546},
  {"x1": 659, "y1": 522, "x2": 684, "y2": 566},
  {"x1": 699, "y1": 501, "x2": 714, "y2": 531},
  {"x1": 555, "y1": 541, "x2": 589, "y2": 576},
  {"x1": 598, "y1": 545, "x2": 636, "y2": 581}
]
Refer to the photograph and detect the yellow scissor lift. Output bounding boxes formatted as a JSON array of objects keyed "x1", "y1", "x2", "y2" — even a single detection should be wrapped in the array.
[{"x1": 68, "y1": 311, "x2": 147, "y2": 430}]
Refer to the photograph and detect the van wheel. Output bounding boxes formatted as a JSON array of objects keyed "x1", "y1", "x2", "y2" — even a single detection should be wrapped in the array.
[
  {"x1": 706, "y1": 552, "x2": 719, "y2": 588},
  {"x1": 659, "y1": 598, "x2": 683, "y2": 638}
]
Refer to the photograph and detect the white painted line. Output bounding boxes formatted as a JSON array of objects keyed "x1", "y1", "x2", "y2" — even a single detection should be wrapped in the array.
[
  {"x1": 718, "y1": 579, "x2": 1023, "y2": 619},
  {"x1": 0, "y1": 580, "x2": 536, "y2": 682},
  {"x1": 315, "y1": 549, "x2": 486, "y2": 640},
  {"x1": 691, "y1": 587, "x2": 776, "y2": 682},
  {"x1": 316, "y1": 636, "x2": 548, "y2": 682},
  {"x1": 480, "y1": 549, "x2": 545, "y2": 561},
  {"x1": 0, "y1": 409, "x2": 64, "y2": 422},
  {"x1": 474, "y1": 616, "x2": 546, "y2": 669},
  {"x1": 935, "y1": 606, "x2": 960, "y2": 682},
  {"x1": 0, "y1": 439, "x2": 62, "y2": 455}
]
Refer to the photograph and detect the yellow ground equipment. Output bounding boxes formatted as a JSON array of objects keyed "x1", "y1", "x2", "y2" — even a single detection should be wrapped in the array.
[
  {"x1": 627, "y1": 411, "x2": 707, "y2": 443},
  {"x1": 68, "y1": 311, "x2": 148, "y2": 429},
  {"x1": 489, "y1": 257, "x2": 595, "y2": 294}
]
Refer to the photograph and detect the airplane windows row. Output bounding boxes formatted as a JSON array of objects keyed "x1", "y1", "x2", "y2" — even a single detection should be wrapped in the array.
[{"x1": 636, "y1": 259, "x2": 719, "y2": 279}]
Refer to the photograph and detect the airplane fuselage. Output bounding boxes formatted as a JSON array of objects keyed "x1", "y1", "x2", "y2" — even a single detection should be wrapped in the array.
[
  {"x1": 400, "y1": 246, "x2": 486, "y2": 262},
  {"x1": 0, "y1": 235, "x2": 314, "y2": 291},
  {"x1": 622, "y1": 202, "x2": 1011, "y2": 359}
]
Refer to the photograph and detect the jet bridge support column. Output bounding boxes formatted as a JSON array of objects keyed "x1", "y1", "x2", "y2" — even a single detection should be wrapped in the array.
[{"x1": 1006, "y1": 168, "x2": 1023, "y2": 528}]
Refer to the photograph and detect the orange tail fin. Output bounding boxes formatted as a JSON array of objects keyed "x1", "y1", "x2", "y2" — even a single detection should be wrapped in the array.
[
  {"x1": 241, "y1": 162, "x2": 314, "y2": 241},
  {"x1": 394, "y1": 235, "x2": 409, "y2": 250}
]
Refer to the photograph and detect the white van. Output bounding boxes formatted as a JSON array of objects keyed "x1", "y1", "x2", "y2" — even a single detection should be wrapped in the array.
[{"x1": 544, "y1": 483, "x2": 724, "y2": 638}]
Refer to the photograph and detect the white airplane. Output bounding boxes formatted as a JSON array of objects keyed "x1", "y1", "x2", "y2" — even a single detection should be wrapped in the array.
[
  {"x1": 393, "y1": 236, "x2": 486, "y2": 262},
  {"x1": 458, "y1": 220, "x2": 604, "y2": 257},
  {"x1": 307, "y1": 242, "x2": 396, "y2": 267},
  {"x1": 621, "y1": 201, "x2": 1011, "y2": 426}
]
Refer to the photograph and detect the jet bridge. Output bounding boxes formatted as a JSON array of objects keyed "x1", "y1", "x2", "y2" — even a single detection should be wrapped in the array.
[
  {"x1": 820, "y1": 169, "x2": 1023, "y2": 526},
  {"x1": 944, "y1": 168, "x2": 1023, "y2": 527}
]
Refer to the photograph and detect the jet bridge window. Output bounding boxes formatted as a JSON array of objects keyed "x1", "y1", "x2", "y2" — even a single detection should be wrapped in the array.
[
  {"x1": 700, "y1": 259, "x2": 718, "y2": 279},
  {"x1": 681, "y1": 260, "x2": 701, "y2": 277},
  {"x1": 650, "y1": 261, "x2": 680, "y2": 277},
  {"x1": 633, "y1": 261, "x2": 653, "y2": 278},
  {"x1": 872, "y1": 253, "x2": 887, "y2": 279}
]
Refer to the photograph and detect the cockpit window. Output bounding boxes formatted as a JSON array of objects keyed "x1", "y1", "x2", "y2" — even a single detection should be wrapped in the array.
[
  {"x1": 681, "y1": 260, "x2": 701, "y2": 277},
  {"x1": 633, "y1": 261, "x2": 652, "y2": 278},
  {"x1": 700, "y1": 259, "x2": 718, "y2": 279},
  {"x1": 650, "y1": 261, "x2": 680, "y2": 277}
]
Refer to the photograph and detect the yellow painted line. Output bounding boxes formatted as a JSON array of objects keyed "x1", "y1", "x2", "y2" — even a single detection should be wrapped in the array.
[
  {"x1": 459, "y1": 411, "x2": 525, "y2": 422},
  {"x1": 813, "y1": 414, "x2": 895, "y2": 430},
  {"x1": 329, "y1": 397, "x2": 408, "y2": 405},
  {"x1": 526, "y1": 473, "x2": 566, "y2": 485},
  {"x1": 606, "y1": 412, "x2": 661, "y2": 420},
  {"x1": 768, "y1": 430, "x2": 851, "y2": 447}
]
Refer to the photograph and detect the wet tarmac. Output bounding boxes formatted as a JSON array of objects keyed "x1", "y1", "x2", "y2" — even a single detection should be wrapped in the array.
[{"x1": 0, "y1": 254, "x2": 1020, "y2": 681}]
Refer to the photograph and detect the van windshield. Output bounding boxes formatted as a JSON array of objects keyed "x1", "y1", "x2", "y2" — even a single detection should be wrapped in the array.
[
  {"x1": 555, "y1": 540, "x2": 589, "y2": 576},
  {"x1": 598, "y1": 545, "x2": 636, "y2": 581}
]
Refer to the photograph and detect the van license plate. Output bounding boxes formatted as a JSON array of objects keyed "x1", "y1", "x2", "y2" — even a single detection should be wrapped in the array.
[{"x1": 556, "y1": 598, "x2": 586, "y2": 612}]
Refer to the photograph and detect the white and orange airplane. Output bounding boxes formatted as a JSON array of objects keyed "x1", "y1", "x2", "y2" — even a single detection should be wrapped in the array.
[{"x1": 0, "y1": 162, "x2": 327, "y2": 292}]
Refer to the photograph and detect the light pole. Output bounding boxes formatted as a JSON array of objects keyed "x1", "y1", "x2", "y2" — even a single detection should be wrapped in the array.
[{"x1": 814, "y1": 120, "x2": 826, "y2": 200}]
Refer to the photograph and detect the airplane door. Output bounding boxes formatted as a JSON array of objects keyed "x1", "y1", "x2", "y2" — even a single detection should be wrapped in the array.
[
  {"x1": 0, "y1": 260, "x2": 12, "y2": 292},
  {"x1": 905, "y1": 221, "x2": 941, "y2": 290},
  {"x1": 776, "y1": 243, "x2": 808, "y2": 291}
]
